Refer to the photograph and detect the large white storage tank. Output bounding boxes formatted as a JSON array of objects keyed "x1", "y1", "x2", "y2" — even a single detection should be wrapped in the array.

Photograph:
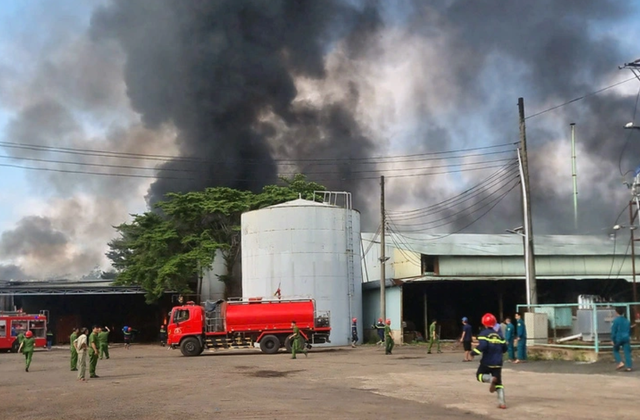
[{"x1": 241, "y1": 194, "x2": 362, "y2": 347}]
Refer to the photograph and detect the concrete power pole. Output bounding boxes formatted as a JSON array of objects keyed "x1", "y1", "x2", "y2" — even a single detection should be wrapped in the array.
[
  {"x1": 380, "y1": 175, "x2": 386, "y2": 321},
  {"x1": 518, "y1": 98, "x2": 538, "y2": 306}
]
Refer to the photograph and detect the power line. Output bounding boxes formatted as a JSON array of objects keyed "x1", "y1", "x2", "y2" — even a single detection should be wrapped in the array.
[
  {"x1": 386, "y1": 163, "x2": 519, "y2": 220},
  {"x1": 387, "y1": 176, "x2": 520, "y2": 230},
  {"x1": 389, "y1": 180, "x2": 520, "y2": 242},
  {"x1": 617, "y1": 84, "x2": 640, "y2": 176},
  {"x1": 601, "y1": 203, "x2": 632, "y2": 297},
  {"x1": 526, "y1": 76, "x2": 637, "y2": 120}
]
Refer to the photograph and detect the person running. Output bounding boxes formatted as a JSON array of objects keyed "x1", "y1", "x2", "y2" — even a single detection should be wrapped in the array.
[
  {"x1": 384, "y1": 319, "x2": 394, "y2": 355},
  {"x1": 18, "y1": 330, "x2": 35, "y2": 372},
  {"x1": 99, "y1": 326, "x2": 110, "y2": 360},
  {"x1": 88, "y1": 325, "x2": 100, "y2": 378},
  {"x1": 74, "y1": 328, "x2": 88, "y2": 381},
  {"x1": 460, "y1": 317, "x2": 473, "y2": 362},
  {"x1": 374, "y1": 318, "x2": 385, "y2": 346},
  {"x1": 472, "y1": 313, "x2": 508, "y2": 409},
  {"x1": 514, "y1": 313, "x2": 527, "y2": 363},
  {"x1": 351, "y1": 318, "x2": 358, "y2": 348},
  {"x1": 290, "y1": 320, "x2": 307, "y2": 359},
  {"x1": 428, "y1": 319, "x2": 442, "y2": 354},
  {"x1": 70, "y1": 328, "x2": 79, "y2": 371},
  {"x1": 504, "y1": 318, "x2": 515, "y2": 362},
  {"x1": 123, "y1": 326, "x2": 132, "y2": 349},
  {"x1": 611, "y1": 307, "x2": 633, "y2": 372}
]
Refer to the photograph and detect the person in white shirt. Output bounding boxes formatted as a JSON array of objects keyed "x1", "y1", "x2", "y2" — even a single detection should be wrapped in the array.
[{"x1": 74, "y1": 328, "x2": 88, "y2": 382}]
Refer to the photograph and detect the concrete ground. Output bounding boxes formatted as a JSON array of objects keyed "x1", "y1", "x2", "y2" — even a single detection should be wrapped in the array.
[{"x1": 1, "y1": 343, "x2": 638, "y2": 420}]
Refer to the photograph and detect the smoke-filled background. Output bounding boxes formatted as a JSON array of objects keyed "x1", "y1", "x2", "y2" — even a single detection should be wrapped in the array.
[{"x1": 0, "y1": 0, "x2": 639, "y2": 279}]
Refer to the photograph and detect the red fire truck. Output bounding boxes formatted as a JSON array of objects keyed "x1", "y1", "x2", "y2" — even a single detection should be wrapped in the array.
[
  {"x1": 0, "y1": 310, "x2": 48, "y2": 352},
  {"x1": 168, "y1": 298, "x2": 331, "y2": 356}
]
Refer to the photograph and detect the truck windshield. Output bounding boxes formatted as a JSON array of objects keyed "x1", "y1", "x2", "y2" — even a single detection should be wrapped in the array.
[{"x1": 173, "y1": 309, "x2": 190, "y2": 323}]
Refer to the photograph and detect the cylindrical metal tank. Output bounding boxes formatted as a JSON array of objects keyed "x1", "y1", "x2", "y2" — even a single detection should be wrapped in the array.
[{"x1": 241, "y1": 197, "x2": 363, "y2": 346}]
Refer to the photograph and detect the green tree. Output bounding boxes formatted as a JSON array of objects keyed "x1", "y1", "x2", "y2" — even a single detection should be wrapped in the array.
[{"x1": 107, "y1": 174, "x2": 325, "y2": 302}]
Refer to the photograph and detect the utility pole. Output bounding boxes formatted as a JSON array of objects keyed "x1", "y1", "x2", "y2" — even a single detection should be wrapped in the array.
[
  {"x1": 380, "y1": 175, "x2": 386, "y2": 321},
  {"x1": 570, "y1": 123, "x2": 578, "y2": 231},
  {"x1": 518, "y1": 97, "x2": 538, "y2": 306},
  {"x1": 629, "y1": 200, "x2": 637, "y2": 306}
]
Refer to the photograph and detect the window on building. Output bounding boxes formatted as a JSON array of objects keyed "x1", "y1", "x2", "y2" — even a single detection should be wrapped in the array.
[{"x1": 421, "y1": 254, "x2": 438, "y2": 274}]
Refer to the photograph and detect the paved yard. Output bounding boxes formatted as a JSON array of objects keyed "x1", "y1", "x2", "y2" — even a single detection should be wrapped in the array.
[{"x1": 1, "y1": 343, "x2": 637, "y2": 419}]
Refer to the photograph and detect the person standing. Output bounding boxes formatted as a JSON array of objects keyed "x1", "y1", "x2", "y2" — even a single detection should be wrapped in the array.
[
  {"x1": 504, "y1": 318, "x2": 515, "y2": 362},
  {"x1": 427, "y1": 319, "x2": 441, "y2": 354},
  {"x1": 88, "y1": 325, "x2": 100, "y2": 378},
  {"x1": 159, "y1": 325, "x2": 168, "y2": 347},
  {"x1": 290, "y1": 320, "x2": 307, "y2": 359},
  {"x1": 384, "y1": 319, "x2": 394, "y2": 355},
  {"x1": 70, "y1": 328, "x2": 79, "y2": 371},
  {"x1": 351, "y1": 318, "x2": 358, "y2": 348},
  {"x1": 74, "y1": 328, "x2": 88, "y2": 381},
  {"x1": 472, "y1": 313, "x2": 508, "y2": 409},
  {"x1": 123, "y1": 326, "x2": 132, "y2": 349},
  {"x1": 99, "y1": 326, "x2": 110, "y2": 360},
  {"x1": 18, "y1": 330, "x2": 35, "y2": 372},
  {"x1": 46, "y1": 327, "x2": 54, "y2": 350},
  {"x1": 514, "y1": 313, "x2": 527, "y2": 363},
  {"x1": 611, "y1": 307, "x2": 633, "y2": 372},
  {"x1": 460, "y1": 317, "x2": 473, "y2": 362}
]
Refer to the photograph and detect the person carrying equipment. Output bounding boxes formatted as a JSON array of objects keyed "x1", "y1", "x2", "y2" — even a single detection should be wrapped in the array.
[
  {"x1": 123, "y1": 326, "x2": 132, "y2": 349},
  {"x1": 18, "y1": 330, "x2": 36, "y2": 372},
  {"x1": 374, "y1": 318, "x2": 385, "y2": 345},
  {"x1": 472, "y1": 313, "x2": 508, "y2": 409}
]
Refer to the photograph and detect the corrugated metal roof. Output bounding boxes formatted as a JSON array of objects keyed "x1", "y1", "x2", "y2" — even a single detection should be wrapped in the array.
[{"x1": 365, "y1": 233, "x2": 616, "y2": 256}]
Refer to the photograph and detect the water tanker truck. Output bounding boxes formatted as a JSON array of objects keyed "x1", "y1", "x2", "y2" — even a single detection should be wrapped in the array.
[{"x1": 168, "y1": 298, "x2": 331, "y2": 356}]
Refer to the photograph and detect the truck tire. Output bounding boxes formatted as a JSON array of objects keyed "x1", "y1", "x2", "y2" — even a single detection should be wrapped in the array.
[
  {"x1": 259, "y1": 335, "x2": 280, "y2": 354},
  {"x1": 10, "y1": 339, "x2": 19, "y2": 353},
  {"x1": 180, "y1": 337, "x2": 202, "y2": 357},
  {"x1": 284, "y1": 334, "x2": 295, "y2": 353}
]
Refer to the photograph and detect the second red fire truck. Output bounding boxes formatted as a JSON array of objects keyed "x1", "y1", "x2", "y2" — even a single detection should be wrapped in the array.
[
  {"x1": 168, "y1": 298, "x2": 331, "y2": 356},
  {"x1": 0, "y1": 310, "x2": 48, "y2": 352}
]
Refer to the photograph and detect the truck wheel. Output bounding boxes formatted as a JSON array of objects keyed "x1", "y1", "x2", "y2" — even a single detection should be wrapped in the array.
[
  {"x1": 10, "y1": 339, "x2": 19, "y2": 353},
  {"x1": 284, "y1": 334, "x2": 295, "y2": 353},
  {"x1": 180, "y1": 337, "x2": 202, "y2": 357},
  {"x1": 259, "y1": 335, "x2": 280, "y2": 354}
]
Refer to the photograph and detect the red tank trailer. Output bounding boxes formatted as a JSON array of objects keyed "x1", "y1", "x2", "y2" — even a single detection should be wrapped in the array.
[{"x1": 168, "y1": 298, "x2": 331, "y2": 356}]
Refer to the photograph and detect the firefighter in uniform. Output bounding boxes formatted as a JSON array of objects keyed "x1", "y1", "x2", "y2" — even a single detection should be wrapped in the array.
[
  {"x1": 504, "y1": 318, "x2": 515, "y2": 362},
  {"x1": 88, "y1": 325, "x2": 100, "y2": 378},
  {"x1": 384, "y1": 319, "x2": 394, "y2": 355},
  {"x1": 472, "y1": 313, "x2": 508, "y2": 409},
  {"x1": 374, "y1": 318, "x2": 385, "y2": 345},
  {"x1": 159, "y1": 325, "x2": 168, "y2": 347},
  {"x1": 290, "y1": 320, "x2": 307, "y2": 359},
  {"x1": 99, "y1": 326, "x2": 110, "y2": 360},
  {"x1": 70, "y1": 328, "x2": 79, "y2": 371},
  {"x1": 351, "y1": 318, "x2": 358, "y2": 348},
  {"x1": 18, "y1": 330, "x2": 35, "y2": 372},
  {"x1": 514, "y1": 313, "x2": 527, "y2": 363},
  {"x1": 46, "y1": 328, "x2": 54, "y2": 350}
]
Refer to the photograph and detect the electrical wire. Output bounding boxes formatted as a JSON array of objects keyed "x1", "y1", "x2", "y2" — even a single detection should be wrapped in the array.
[
  {"x1": 601, "y1": 203, "x2": 633, "y2": 297},
  {"x1": 526, "y1": 76, "x2": 637, "y2": 120},
  {"x1": 387, "y1": 176, "x2": 520, "y2": 231},
  {"x1": 386, "y1": 163, "x2": 519, "y2": 220},
  {"x1": 389, "y1": 180, "x2": 520, "y2": 242}
]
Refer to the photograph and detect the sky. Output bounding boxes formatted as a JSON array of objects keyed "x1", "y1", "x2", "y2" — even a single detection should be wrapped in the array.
[{"x1": 1, "y1": 0, "x2": 640, "y2": 280}]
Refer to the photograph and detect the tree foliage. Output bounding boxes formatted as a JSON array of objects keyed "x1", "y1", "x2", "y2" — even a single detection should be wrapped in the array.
[{"x1": 107, "y1": 174, "x2": 325, "y2": 302}]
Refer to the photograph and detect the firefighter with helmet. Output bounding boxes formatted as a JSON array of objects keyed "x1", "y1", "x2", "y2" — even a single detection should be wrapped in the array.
[
  {"x1": 351, "y1": 317, "x2": 358, "y2": 348},
  {"x1": 384, "y1": 319, "x2": 394, "y2": 355},
  {"x1": 472, "y1": 313, "x2": 508, "y2": 409},
  {"x1": 18, "y1": 330, "x2": 35, "y2": 372},
  {"x1": 374, "y1": 318, "x2": 385, "y2": 345}
]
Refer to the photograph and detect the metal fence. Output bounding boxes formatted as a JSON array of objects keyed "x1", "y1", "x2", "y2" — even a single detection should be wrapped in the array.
[{"x1": 515, "y1": 302, "x2": 640, "y2": 353}]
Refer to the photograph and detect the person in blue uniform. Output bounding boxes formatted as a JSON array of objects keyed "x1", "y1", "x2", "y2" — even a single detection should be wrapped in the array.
[
  {"x1": 611, "y1": 307, "x2": 632, "y2": 371},
  {"x1": 351, "y1": 318, "x2": 358, "y2": 348},
  {"x1": 504, "y1": 317, "x2": 515, "y2": 362},
  {"x1": 472, "y1": 313, "x2": 508, "y2": 409},
  {"x1": 514, "y1": 313, "x2": 527, "y2": 363},
  {"x1": 374, "y1": 318, "x2": 385, "y2": 345}
]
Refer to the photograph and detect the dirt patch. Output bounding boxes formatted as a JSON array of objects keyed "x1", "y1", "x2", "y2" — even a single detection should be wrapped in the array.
[{"x1": 250, "y1": 369, "x2": 303, "y2": 378}]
